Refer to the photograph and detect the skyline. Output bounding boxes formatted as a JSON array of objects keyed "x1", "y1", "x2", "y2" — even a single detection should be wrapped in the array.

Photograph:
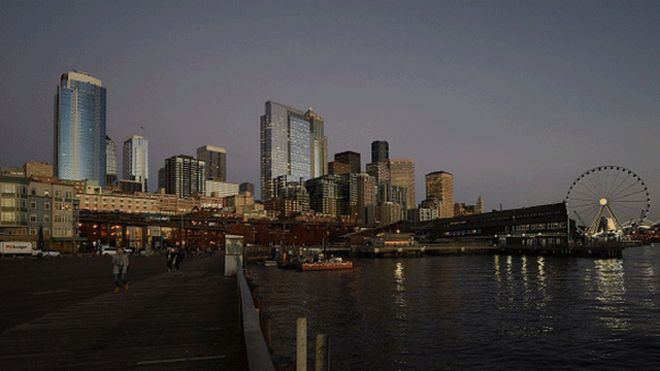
[{"x1": 1, "y1": 1, "x2": 659, "y2": 218}]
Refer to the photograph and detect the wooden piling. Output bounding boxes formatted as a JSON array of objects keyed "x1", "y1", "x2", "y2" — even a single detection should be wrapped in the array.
[
  {"x1": 296, "y1": 317, "x2": 307, "y2": 371},
  {"x1": 315, "y1": 334, "x2": 328, "y2": 371}
]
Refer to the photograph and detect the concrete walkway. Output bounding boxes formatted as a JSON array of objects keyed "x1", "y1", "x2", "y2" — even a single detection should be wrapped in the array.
[{"x1": 0, "y1": 255, "x2": 245, "y2": 370}]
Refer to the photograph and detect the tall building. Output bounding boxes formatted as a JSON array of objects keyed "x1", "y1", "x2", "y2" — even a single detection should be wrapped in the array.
[
  {"x1": 389, "y1": 159, "x2": 415, "y2": 211},
  {"x1": 260, "y1": 101, "x2": 327, "y2": 200},
  {"x1": 239, "y1": 182, "x2": 254, "y2": 195},
  {"x1": 157, "y1": 167, "x2": 166, "y2": 191},
  {"x1": 164, "y1": 155, "x2": 206, "y2": 198},
  {"x1": 378, "y1": 183, "x2": 408, "y2": 216},
  {"x1": 366, "y1": 160, "x2": 391, "y2": 184},
  {"x1": 105, "y1": 136, "x2": 118, "y2": 185},
  {"x1": 196, "y1": 145, "x2": 226, "y2": 181},
  {"x1": 55, "y1": 71, "x2": 106, "y2": 185},
  {"x1": 334, "y1": 151, "x2": 361, "y2": 174},
  {"x1": 476, "y1": 195, "x2": 484, "y2": 214},
  {"x1": 337, "y1": 173, "x2": 359, "y2": 219},
  {"x1": 371, "y1": 141, "x2": 389, "y2": 163},
  {"x1": 328, "y1": 161, "x2": 351, "y2": 176},
  {"x1": 205, "y1": 180, "x2": 239, "y2": 197},
  {"x1": 426, "y1": 171, "x2": 454, "y2": 218},
  {"x1": 123, "y1": 135, "x2": 149, "y2": 192},
  {"x1": 356, "y1": 173, "x2": 377, "y2": 225},
  {"x1": 304, "y1": 108, "x2": 328, "y2": 179},
  {"x1": 305, "y1": 175, "x2": 340, "y2": 217}
]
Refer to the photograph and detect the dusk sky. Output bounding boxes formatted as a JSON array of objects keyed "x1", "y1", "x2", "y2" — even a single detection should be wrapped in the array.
[{"x1": 1, "y1": 0, "x2": 659, "y2": 219}]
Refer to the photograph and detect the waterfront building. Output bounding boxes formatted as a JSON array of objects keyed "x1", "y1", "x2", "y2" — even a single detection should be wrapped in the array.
[
  {"x1": 419, "y1": 197, "x2": 441, "y2": 220},
  {"x1": 389, "y1": 159, "x2": 415, "y2": 211},
  {"x1": 105, "y1": 136, "x2": 118, "y2": 185},
  {"x1": 24, "y1": 161, "x2": 53, "y2": 178},
  {"x1": 260, "y1": 101, "x2": 327, "y2": 200},
  {"x1": 0, "y1": 167, "x2": 24, "y2": 177},
  {"x1": 164, "y1": 155, "x2": 206, "y2": 198},
  {"x1": 334, "y1": 151, "x2": 361, "y2": 174},
  {"x1": 28, "y1": 178, "x2": 78, "y2": 251},
  {"x1": 304, "y1": 108, "x2": 328, "y2": 179},
  {"x1": 356, "y1": 173, "x2": 377, "y2": 225},
  {"x1": 55, "y1": 71, "x2": 106, "y2": 185},
  {"x1": 426, "y1": 171, "x2": 454, "y2": 218},
  {"x1": 239, "y1": 182, "x2": 254, "y2": 195},
  {"x1": 371, "y1": 141, "x2": 389, "y2": 163},
  {"x1": 305, "y1": 175, "x2": 341, "y2": 217},
  {"x1": 205, "y1": 180, "x2": 239, "y2": 198},
  {"x1": 123, "y1": 135, "x2": 149, "y2": 192},
  {"x1": 196, "y1": 145, "x2": 227, "y2": 182},
  {"x1": 407, "y1": 207, "x2": 438, "y2": 223},
  {"x1": 0, "y1": 176, "x2": 29, "y2": 238},
  {"x1": 328, "y1": 161, "x2": 351, "y2": 176}
]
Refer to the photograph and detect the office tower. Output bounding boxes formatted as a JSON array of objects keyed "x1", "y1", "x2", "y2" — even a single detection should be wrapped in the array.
[
  {"x1": 164, "y1": 155, "x2": 206, "y2": 198},
  {"x1": 304, "y1": 108, "x2": 328, "y2": 179},
  {"x1": 239, "y1": 182, "x2": 254, "y2": 195},
  {"x1": 122, "y1": 135, "x2": 149, "y2": 192},
  {"x1": 426, "y1": 171, "x2": 454, "y2": 218},
  {"x1": 196, "y1": 145, "x2": 226, "y2": 182},
  {"x1": 371, "y1": 141, "x2": 389, "y2": 163},
  {"x1": 328, "y1": 161, "x2": 351, "y2": 176},
  {"x1": 305, "y1": 175, "x2": 340, "y2": 217},
  {"x1": 377, "y1": 202, "x2": 403, "y2": 225},
  {"x1": 356, "y1": 173, "x2": 377, "y2": 225},
  {"x1": 334, "y1": 151, "x2": 361, "y2": 174},
  {"x1": 54, "y1": 71, "x2": 106, "y2": 185},
  {"x1": 271, "y1": 175, "x2": 309, "y2": 217},
  {"x1": 105, "y1": 136, "x2": 118, "y2": 185},
  {"x1": 157, "y1": 167, "x2": 166, "y2": 191},
  {"x1": 205, "y1": 180, "x2": 239, "y2": 197},
  {"x1": 389, "y1": 159, "x2": 415, "y2": 211},
  {"x1": 476, "y1": 196, "x2": 484, "y2": 214},
  {"x1": 260, "y1": 101, "x2": 327, "y2": 200},
  {"x1": 337, "y1": 173, "x2": 359, "y2": 219},
  {"x1": 378, "y1": 183, "x2": 408, "y2": 213},
  {"x1": 366, "y1": 160, "x2": 391, "y2": 184}
]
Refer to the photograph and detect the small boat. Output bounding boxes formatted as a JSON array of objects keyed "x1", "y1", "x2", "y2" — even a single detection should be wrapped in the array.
[{"x1": 264, "y1": 260, "x2": 277, "y2": 267}]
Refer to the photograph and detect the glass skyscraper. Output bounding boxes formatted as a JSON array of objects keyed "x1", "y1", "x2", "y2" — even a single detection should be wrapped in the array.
[
  {"x1": 260, "y1": 101, "x2": 327, "y2": 200},
  {"x1": 123, "y1": 135, "x2": 149, "y2": 192},
  {"x1": 105, "y1": 136, "x2": 118, "y2": 185},
  {"x1": 55, "y1": 71, "x2": 107, "y2": 185}
]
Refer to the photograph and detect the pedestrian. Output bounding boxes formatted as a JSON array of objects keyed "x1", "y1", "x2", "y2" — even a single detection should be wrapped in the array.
[
  {"x1": 112, "y1": 248, "x2": 129, "y2": 293},
  {"x1": 174, "y1": 246, "x2": 185, "y2": 270}
]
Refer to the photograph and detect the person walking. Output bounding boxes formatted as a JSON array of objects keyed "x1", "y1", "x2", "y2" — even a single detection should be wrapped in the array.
[{"x1": 112, "y1": 248, "x2": 130, "y2": 293}]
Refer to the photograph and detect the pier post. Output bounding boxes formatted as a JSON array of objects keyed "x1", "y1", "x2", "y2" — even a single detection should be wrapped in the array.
[
  {"x1": 315, "y1": 334, "x2": 328, "y2": 371},
  {"x1": 297, "y1": 317, "x2": 307, "y2": 371}
]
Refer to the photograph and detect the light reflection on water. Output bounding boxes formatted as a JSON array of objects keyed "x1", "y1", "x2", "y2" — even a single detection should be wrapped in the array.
[{"x1": 252, "y1": 246, "x2": 660, "y2": 369}]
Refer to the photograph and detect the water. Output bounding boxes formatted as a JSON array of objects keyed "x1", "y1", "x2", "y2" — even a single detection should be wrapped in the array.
[{"x1": 251, "y1": 246, "x2": 660, "y2": 370}]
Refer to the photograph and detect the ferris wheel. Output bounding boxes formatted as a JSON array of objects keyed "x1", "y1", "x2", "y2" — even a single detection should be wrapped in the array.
[{"x1": 565, "y1": 166, "x2": 651, "y2": 238}]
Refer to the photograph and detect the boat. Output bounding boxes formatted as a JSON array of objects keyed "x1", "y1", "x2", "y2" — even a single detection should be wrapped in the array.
[
  {"x1": 300, "y1": 256, "x2": 353, "y2": 271},
  {"x1": 264, "y1": 260, "x2": 277, "y2": 267}
]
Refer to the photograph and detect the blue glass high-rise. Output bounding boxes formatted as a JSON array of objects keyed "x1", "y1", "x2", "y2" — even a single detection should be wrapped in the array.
[{"x1": 55, "y1": 71, "x2": 107, "y2": 185}]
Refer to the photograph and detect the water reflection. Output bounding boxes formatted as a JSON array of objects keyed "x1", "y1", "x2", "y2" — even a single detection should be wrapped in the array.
[
  {"x1": 594, "y1": 259, "x2": 629, "y2": 331},
  {"x1": 393, "y1": 262, "x2": 407, "y2": 319},
  {"x1": 493, "y1": 255, "x2": 501, "y2": 286},
  {"x1": 536, "y1": 256, "x2": 550, "y2": 308}
]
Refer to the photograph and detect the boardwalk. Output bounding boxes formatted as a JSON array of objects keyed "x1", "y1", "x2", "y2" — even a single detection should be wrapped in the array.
[{"x1": 0, "y1": 254, "x2": 245, "y2": 370}]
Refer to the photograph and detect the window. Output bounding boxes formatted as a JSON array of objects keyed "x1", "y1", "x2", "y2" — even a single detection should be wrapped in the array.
[
  {"x1": 44, "y1": 202, "x2": 50, "y2": 210},
  {"x1": 30, "y1": 201, "x2": 36, "y2": 209},
  {"x1": 43, "y1": 215, "x2": 50, "y2": 223},
  {"x1": 1, "y1": 212, "x2": 16, "y2": 222},
  {"x1": 30, "y1": 214, "x2": 37, "y2": 222},
  {"x1": 30, "y1": 228, "x2": 37, "y2": 236}
]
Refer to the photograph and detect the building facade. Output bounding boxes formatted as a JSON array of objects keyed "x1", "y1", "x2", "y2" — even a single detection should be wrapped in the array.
[
  {"x1": 24, "y1": 161, "x2": 53, "y2": 178},
  {"x1": 105, "y1": 136, "x2": 118, "y2": 185},
  {"x1": 334, "y1": 151, "x2": 361, "y2": 174},
  {"x1": 305, "y1": 175, "x2": 340, "y2": 217},
  {"x1": 371, "y1": 141, "x2": 389, "y2": 163},
  {"x1": 196, "y1": 145, "x2": 226, "y2": 182},
  {"x1": 328, "y1": 161, "x2": 351, "y2": 176},
  {"x1": 356, "y1": 173, "x2": 377, "y2": 225},
  {"x1": 205, "y1": 180, "x2": 239, "y2": 198},
  {"x1": 123, "y1": 135, "x2": 149, "y2": 192},
  {"x1": 389, "y1": 158, "x2": 415, "y2": 211},
  {"x1": 426, "y1": 171, "x2": 454, "y2": 218},
  {"x1": 260, "y1": 101, "x2": 327, "y2": 200},
  {"x1": 55, "y1": 71, "x2": 107, "y2": 185},
  {"x1": 164, "y1": 155, "x2": 206, "y2": 198},
  {"x1": 239, "y1": 182, "x2": 254, "y2": 195}
]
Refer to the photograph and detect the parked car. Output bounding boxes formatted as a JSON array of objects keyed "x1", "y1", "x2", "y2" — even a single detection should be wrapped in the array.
[
  {"x1": 43, "y1": 250, "x2": 62, "y2": 258},
  {"x1": 101, "y1": 247, "x2": 117, "y2": 256}
]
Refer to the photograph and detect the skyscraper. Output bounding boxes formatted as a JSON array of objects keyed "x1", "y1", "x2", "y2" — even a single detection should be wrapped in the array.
[
  {"x1": 196, "y1": 145, "x2": 226, "y2": 181},
  {"x1": 55, "y1": 71, "x2": 106, "y2": 185},
  {"x1": 371, "y1": 141, "x2": 389, "y2": 163},
  {"x1": 334, "y1": 151, "x2": 361, "y2": 173},
  {"x1": 426, "y1": 171, "x2": 454, "y2": 218},
  {"x1": 306, "y1": 175, "x2": 340, "y2": 217},
  {"x1": 105, "y1": 136, "x2": 118, "y2": 185},
  {"x1": 260, "y1": 101, "x2": 327, "y2": 200},
  {"x1": 239, "y1": 182, "x2": 254, "y2": 195},
  {"x1": 164, "y1": 155, "x2": 205, "y2": 198},
  {"x1": 123, "y1": 135, "x2": 149, "y2": 192},
  {"x1": 356, "y1": 173, "x2": 377, "y2": 225},
  {"x1": 389, "y1": 158, "x2": 416, "y2": 211},
  {"x1": 304, "y1": 108, "x2": 328, "y2": 179}
]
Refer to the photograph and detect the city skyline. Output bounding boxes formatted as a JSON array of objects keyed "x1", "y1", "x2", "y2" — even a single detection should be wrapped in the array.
[{"x1": 1, "y1": 1, "x2": 659, "y2": 219}]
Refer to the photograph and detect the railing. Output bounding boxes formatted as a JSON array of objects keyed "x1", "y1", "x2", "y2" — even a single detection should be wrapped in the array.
[{"x1": 237, "y1": 270, "x2": 275, "y2": 371}]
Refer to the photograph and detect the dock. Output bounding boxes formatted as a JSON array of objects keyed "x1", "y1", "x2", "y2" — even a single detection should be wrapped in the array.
[{"x1": 0, "y1": 254, "x2": 245, "y2": 370}]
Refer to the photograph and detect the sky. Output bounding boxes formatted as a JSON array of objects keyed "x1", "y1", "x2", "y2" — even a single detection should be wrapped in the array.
[{"x1": 0, "y1": 0, "x2": 659, "y2": 220}]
